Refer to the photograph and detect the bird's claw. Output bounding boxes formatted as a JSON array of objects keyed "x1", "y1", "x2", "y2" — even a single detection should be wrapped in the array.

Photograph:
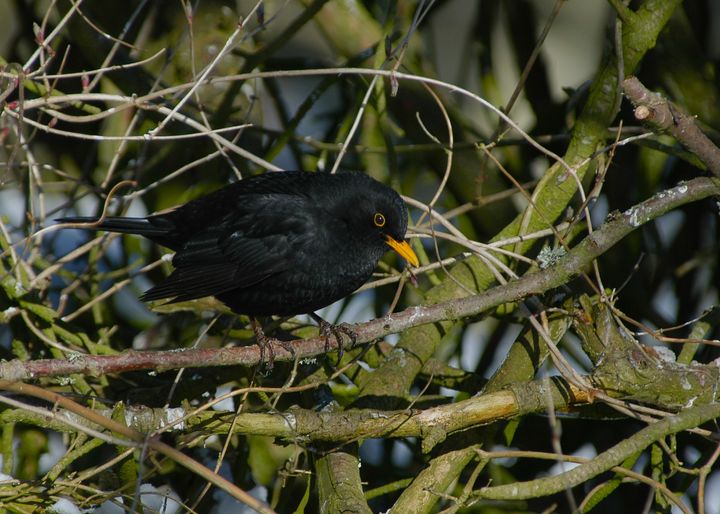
[
  {"x1": 251, "y1": 320, "x2": 296, "y2": 371},
  {"x1": 318, "y1": 320, "x2": 357, "y2": 363}
]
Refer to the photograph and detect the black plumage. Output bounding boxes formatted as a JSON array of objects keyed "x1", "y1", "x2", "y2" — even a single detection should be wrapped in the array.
[{"x1": 58, "y1": 171, "x2": 418, "y2": 318}]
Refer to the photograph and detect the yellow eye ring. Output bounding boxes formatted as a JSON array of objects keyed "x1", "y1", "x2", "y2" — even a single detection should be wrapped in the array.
[{"x1": 373, "y1": 213, "x2": 386, "y2": 227}]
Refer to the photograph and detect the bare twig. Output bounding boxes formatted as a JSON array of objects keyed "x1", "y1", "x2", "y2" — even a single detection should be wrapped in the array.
[{"x1": 623, "y1": 76, "x2": 720, "y2": 177}]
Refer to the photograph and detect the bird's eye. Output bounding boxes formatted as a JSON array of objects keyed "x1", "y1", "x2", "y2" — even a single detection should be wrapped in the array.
[{"x1": 373, "y1": 212, "x2": 386, "y2": 227}]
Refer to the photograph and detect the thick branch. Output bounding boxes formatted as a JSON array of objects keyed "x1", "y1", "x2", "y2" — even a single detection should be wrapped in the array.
[
  {"x1": 316, "y1": 448, "x2": 371, "y2": 514},
  {"x1": 28, "y1": 377, "x2": 585, "y2": 442}
]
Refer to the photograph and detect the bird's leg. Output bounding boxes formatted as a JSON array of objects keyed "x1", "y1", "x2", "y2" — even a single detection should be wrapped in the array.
[
  {"x1": 251, "y1": 318, "x2": 275, "y2": 369},
  {"x1": 250, "y1": 318, "x2": 296, "y2": 370},
  {"x1": 310, "y1": 313, "x2": 357, "y2": 362}
]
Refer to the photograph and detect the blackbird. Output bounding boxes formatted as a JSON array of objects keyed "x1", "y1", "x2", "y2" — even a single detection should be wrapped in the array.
[{"x1": 58, "y1": 171, "x2": 418, "y2": 356}]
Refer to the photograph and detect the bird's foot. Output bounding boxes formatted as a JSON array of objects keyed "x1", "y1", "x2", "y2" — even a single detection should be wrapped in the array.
[
  {"x1": 251, "y1": 320, "x2": 296, "y2": 370},
  {"x1": 315, "y1": 318, "x2": 357, "y2": 363}
]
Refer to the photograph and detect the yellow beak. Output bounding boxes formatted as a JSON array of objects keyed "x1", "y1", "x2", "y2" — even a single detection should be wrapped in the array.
[{"x1": 385, "y1": 235, "x2": 419, "y2": 267}]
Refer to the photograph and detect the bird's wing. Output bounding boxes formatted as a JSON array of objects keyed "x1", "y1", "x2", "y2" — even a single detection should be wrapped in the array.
[{"x1": 141, "y1": 196, "x2": 318, "y2": 304}]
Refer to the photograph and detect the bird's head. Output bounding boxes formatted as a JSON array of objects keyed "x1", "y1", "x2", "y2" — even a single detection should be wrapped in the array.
[
  {"x1": 368, "y1": 206, "x2": 419, "y2": 268},
  {"x1": 342, "y1": 180, "x2": 419, "y2": 268}
]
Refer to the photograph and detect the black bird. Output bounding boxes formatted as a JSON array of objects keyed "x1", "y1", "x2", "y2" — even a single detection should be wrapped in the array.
[{"x1": 58, "y1": 171, "x2": 418, "y2": 357}]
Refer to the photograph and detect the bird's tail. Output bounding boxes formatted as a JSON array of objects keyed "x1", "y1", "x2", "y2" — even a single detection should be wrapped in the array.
[{"x1": 56, "y1": 216, "x2": 171, "y2": 237}]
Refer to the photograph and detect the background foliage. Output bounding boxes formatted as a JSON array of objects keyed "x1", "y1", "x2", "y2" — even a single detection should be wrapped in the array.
[{"x1": 0, "y1": 1, "x2": 719, "y2": 513}]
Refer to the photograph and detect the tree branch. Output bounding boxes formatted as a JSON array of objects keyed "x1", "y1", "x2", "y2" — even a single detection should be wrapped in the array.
[
  {"x1": 1, "y1": 177, "x2": 718, "y2": 380},
  {"x1": 475, "y1": 402, "x2": 720, "y2": 501},
  {"x1": 623, "y1": 75, "x2": 720, "y2": 177}
]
